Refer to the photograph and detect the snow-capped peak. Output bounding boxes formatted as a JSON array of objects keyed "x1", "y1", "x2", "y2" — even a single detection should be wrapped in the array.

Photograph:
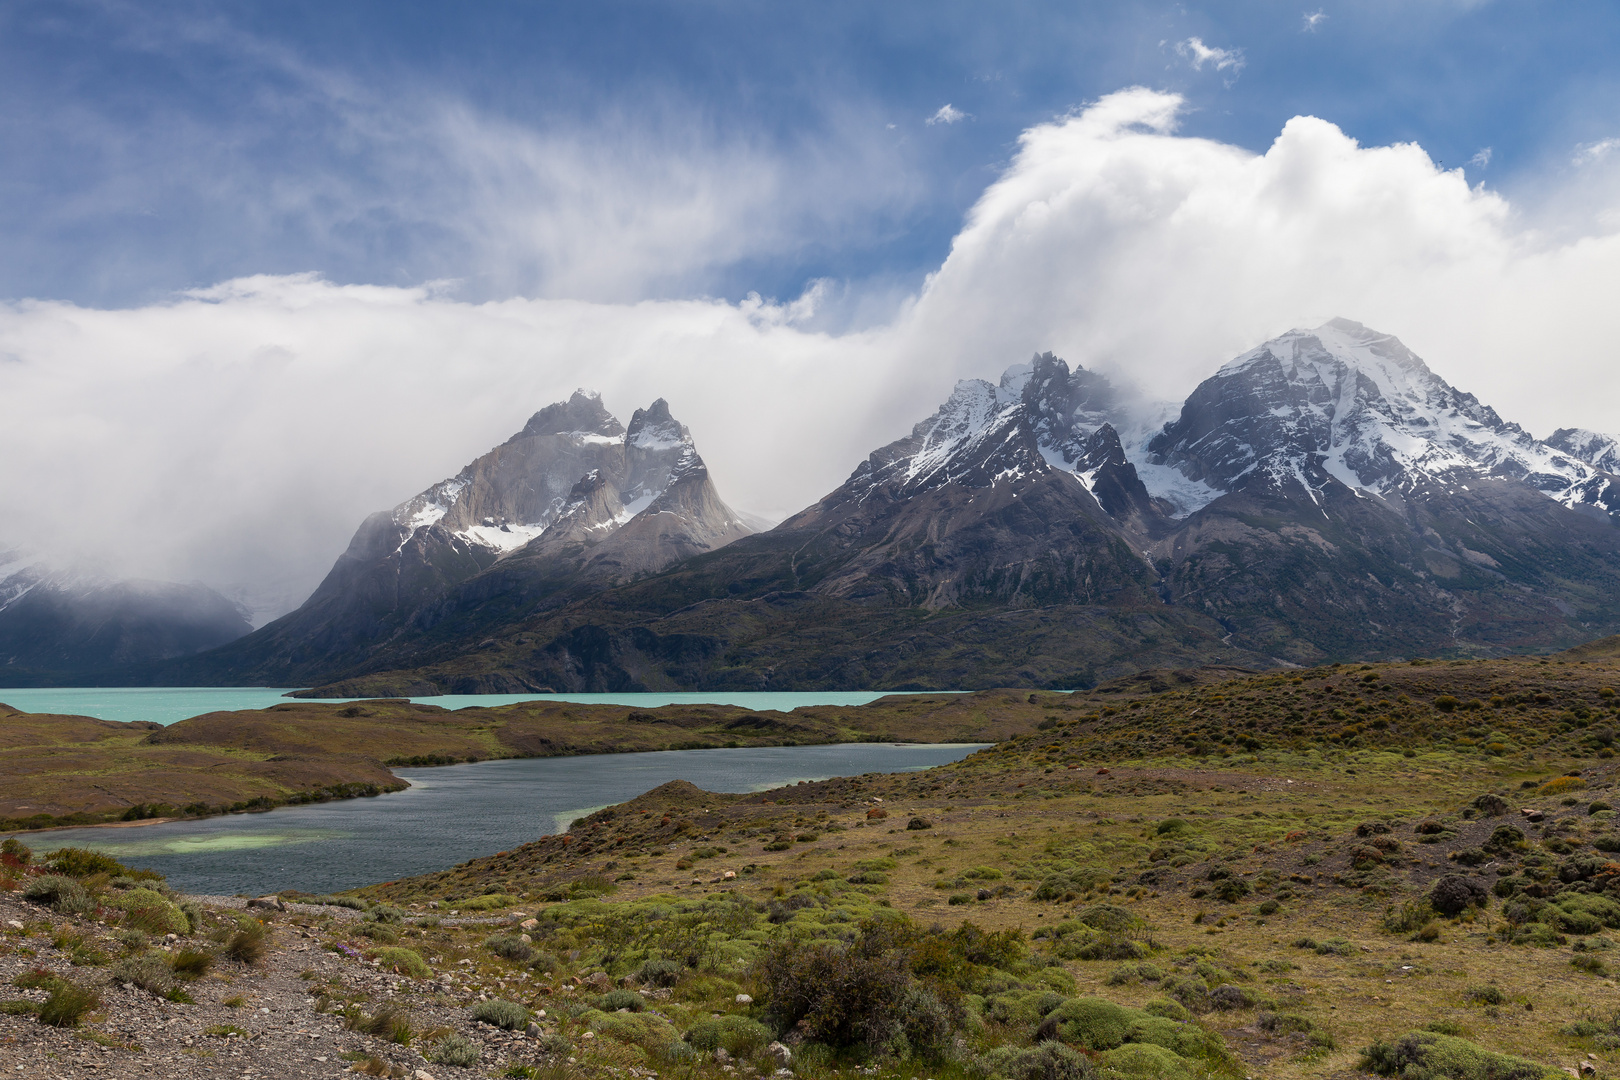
[
  {"x1": 846, "y1": 352, "x2": 1150, "y2": 506},
  {"x1": 385, "y1": 395, "x2": 718, "y2": 560},
  {"x1": 1548, "y1": 427, "x2": 1620, "y2": 474},
  {"x1": 1148, "y1": 319, "x2": 1616, "y2": 519}
]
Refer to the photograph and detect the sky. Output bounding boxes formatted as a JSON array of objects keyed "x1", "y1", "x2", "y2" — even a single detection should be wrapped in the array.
[{"x1": 2, "y1": 0, "x2": 1620, "y2": 619}]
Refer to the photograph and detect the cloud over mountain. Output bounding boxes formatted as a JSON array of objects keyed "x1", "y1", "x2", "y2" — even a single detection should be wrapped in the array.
[{"x1": 3, "y1": 89, "x2": 1619, "y2": 620}]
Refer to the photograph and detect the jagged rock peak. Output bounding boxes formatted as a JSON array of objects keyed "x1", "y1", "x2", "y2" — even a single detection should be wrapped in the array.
[
  {"x1": 627, "y1": 398, "x2": 691, "y2": 451},
  {"x1": 514, "y1": 390, "x2": 624, "y2": 441},
  {"x1": 385, "y1": 393, "x2": 722, "y2": 562},
  {"x1": 836, "y1": 351, "x2": 1167, "y2": 533}
]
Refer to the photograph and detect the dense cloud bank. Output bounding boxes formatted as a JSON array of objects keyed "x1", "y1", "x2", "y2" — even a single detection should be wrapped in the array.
[{"x1": 4, "y1": 90, "x2": 1618, "y2": 620}]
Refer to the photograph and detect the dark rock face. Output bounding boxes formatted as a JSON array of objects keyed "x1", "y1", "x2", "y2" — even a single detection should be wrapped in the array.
[{"x1": 0, "y1": 566, "x2": 250, "y2": 683}]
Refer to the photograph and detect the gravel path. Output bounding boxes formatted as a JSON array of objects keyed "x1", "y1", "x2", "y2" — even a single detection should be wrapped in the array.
[{"x1": 0, "y1": 891, "x2": 569, "y2": 1080}]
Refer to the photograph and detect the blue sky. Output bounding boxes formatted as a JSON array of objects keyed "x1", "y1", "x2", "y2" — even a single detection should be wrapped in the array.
[{"x1": 3, "y1": 0, "x2": 1618, "y2": 309}]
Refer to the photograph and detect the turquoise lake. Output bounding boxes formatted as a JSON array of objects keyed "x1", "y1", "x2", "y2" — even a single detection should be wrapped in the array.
[
  {"x1": 15, "y1": 743, "x2": 987, "y2": 895},
  {"x1": 0, "y1": 686, "x2": 947, "y2": 727}
]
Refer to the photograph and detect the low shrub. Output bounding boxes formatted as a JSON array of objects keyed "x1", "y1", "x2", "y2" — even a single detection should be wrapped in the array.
[
  {"x1": 1384, "y1": 900, "x2": 1437, "y2": 934},
  {"x1": 38, "y1": 980, "x2": 103, "y2": 1027},
  {"x1": 1362, "y1": 1030, "x2": 1552, "y2": 1079},
  {"x1": 1, "y1": 837, "x2": 33, "y2": 866},
  {"x1": 684, "y1": 1015, "x2": 772, "y2": 1057},
  {"x1": 111, "y1": 954, "x2": 174, "y2": 995},
  {"x1": 1428, "y1": 875, "x2": 1489, "y2": 917},
  {"x1": 980, "y1": 1041, "x2": 1096, "y2": 1080},
  {"x1": 169, "y1": 949, "x2": 214, "y2": 979},
  {"x1": 907, "y1": 817, "x2": 934, "y2": 831},
  {"x1": 372, "y1": 947, "x2": 431, "y2": 979},
  {"x1": 350, "y1": 1002, "x2": 412, "y2": 1044},
  {"x1": 597, "y1": 989, "x2": 646, "y2": 1012},
  {"x1": 485, "y1": 935, "x2": 535, "y2": 962},
  {"x1": 755, "y1": 935, "x2": 949, "y2": 1056},
  {"x1": 1038, "y1": 998, "x2": 1134, "y2": 1050},
  {"x1": 428, "y1": 1032, "x2": 481, "y2": 1067},
  {"x1": 457, "y1": 893, "x2": 522, "y2": 912},
  {"x1": 366, "y1": 905, "x2": 404, "y2": 924},
  {"x1": 117, "y1": 889, "x2": 189, "y2": 936},
  {"x1": 224, "y1": 921, "x2": 270, "y2": 965},
  {"x1": 471, "y1": 998, "x2": 530, "y2": 1030},
  {"x1": 45, "y1": 848, "x2": 125, "y2": 877},
  {"x1": 22, "y1": 875, "x2": 95, "y2": 916},
  {"x1": 637, "y1": 958, "x2": 683, "y2": 987}
]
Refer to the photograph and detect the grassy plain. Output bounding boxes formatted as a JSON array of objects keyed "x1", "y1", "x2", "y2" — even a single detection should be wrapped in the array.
[{"x1": 337, "y1": 648, "x2": 1620, "y2": 1078}]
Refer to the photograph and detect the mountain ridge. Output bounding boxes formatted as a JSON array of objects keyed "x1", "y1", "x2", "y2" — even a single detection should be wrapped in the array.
[{"x1": 68, "y1": 318, "x2": 1620, "y2": 693}]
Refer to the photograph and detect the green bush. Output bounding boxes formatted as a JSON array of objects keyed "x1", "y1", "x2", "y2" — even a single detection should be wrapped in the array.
[
  {"x1": 116, "y1": 889, "x2": 188, "y2": 935},
  {"x1": 755, "y1": 934, "x2": 949, "y2": 1056},
  {"x1": 637, "y1": 958, "x2": 683, "y2": 987},
  {"x1": 372, "y1": 947, "x2": 431, "y2": 979},
  {"x1": 471, "y1": 998, "x2": 530, "y2": 1030},
  {"x1": 111, "y1": 954, "x2": 174, "y2": 996},
  {"x1": 22, "y1": 875, "x2": 95, "y2": 916},
  {"x1": 1143, "y1": 998, "x2": 1190, "y2": 1022},
  {"x1": 350, "y1": 1002, "x2": 413, "y2": 1044},
  {"x1": 685, "y1": 1015, "x2": 772, "y2": 1057},
  {"x1": 1361, "y1": 1031, "x2": 1554, "y2": 1079},
  {"x1": 45, "y1": 848, "x2": 125, "y2": 877},
  {"x1": 428, "y1": 1032, "x2": 481, "y2": 1067},
  {"x1": 366, "y1": 905, "x2": 405, "y2": 924},
  {"x1": 1096, "y1": 1042, "x2": 1186, "y2": 1076},
  {"x1": 1038, "y1": 998, "x2": 1134, "y2": 1050},
  {"x1": 458, "y1": 893, "x2": 522, "y2": 911},
  {"x1": 980, "y1": 1041, "x2": 1096, "y2": 1080},
  {"x1": 485, "y1": 934, "x2": 535, "y2": 962},
  {"x1": 1075, "y1": 904, "x2": 1142, "y2": 934},
  {"x1": 224, "y1": 921, "x2": 269, "y2": 965},
  {"x1": 597, "y1": 989, "x2": 646, "y2": 1012},
  {"x1": 170, "y1": 948, "x2": 213, "y2": 980}
]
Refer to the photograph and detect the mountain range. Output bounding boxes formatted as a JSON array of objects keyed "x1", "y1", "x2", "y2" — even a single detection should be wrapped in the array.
[{"x1": 23, "y1": 318, "x2": 1620, "y2": 691}]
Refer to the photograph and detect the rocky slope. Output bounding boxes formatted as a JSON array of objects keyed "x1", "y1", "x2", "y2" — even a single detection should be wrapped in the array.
[
  {"x1": 281, "y1": 320, "x2": 1620, "y2": 695},
  {"x1": 0, "y1": 554, "x2": 250, "y2": 685},
  {"x1": 151, "y1": 393, "x2": 751, "y2": 687}
]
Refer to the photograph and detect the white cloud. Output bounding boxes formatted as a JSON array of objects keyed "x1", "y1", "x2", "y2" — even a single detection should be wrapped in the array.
[
  {"x1": 898, "y1": 87, "x2": 1620, "y2": 451},
  {"x1": 926, "y1": 104, "x2": 967, "y2": 126},
  {"x1": 1302, "y1": 10, "x2": 1329, "y2": 32},
  {"x1": 6, "y1": 87, "x2": 1620, "y2": 618},
  {"x1": 1469, "y1": 146, "x2": 1493, "y2": 167},
  {"x1": 1175, "y1": 37, "x2": 1246, "y2": 75},
  {"x1": 1575, "y1": 138, "x2": 1620, "y2": 165}
]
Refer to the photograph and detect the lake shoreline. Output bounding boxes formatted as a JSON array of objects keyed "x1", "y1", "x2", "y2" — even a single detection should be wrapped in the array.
[{"x1": 1, "y1": 689, "x2": 1053, "y2": 835}]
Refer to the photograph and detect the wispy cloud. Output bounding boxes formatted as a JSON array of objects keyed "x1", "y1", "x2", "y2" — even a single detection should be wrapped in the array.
[
  {"x1": 1302, "y1": 10, "x2": 1329, "y2": 32},
  {"x1": 1469, "y1": 147, "x2": 1493, "y2": 167},
  {"x1": 926, "y1": 104, "x2": 967, "y2": 126},
  {"x1": 1175, "y1": 37, "x2": 1246, "y2": 78},
  {"x1": 1574, "y1": 138, "x2": 1620, "y2": 165}
]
